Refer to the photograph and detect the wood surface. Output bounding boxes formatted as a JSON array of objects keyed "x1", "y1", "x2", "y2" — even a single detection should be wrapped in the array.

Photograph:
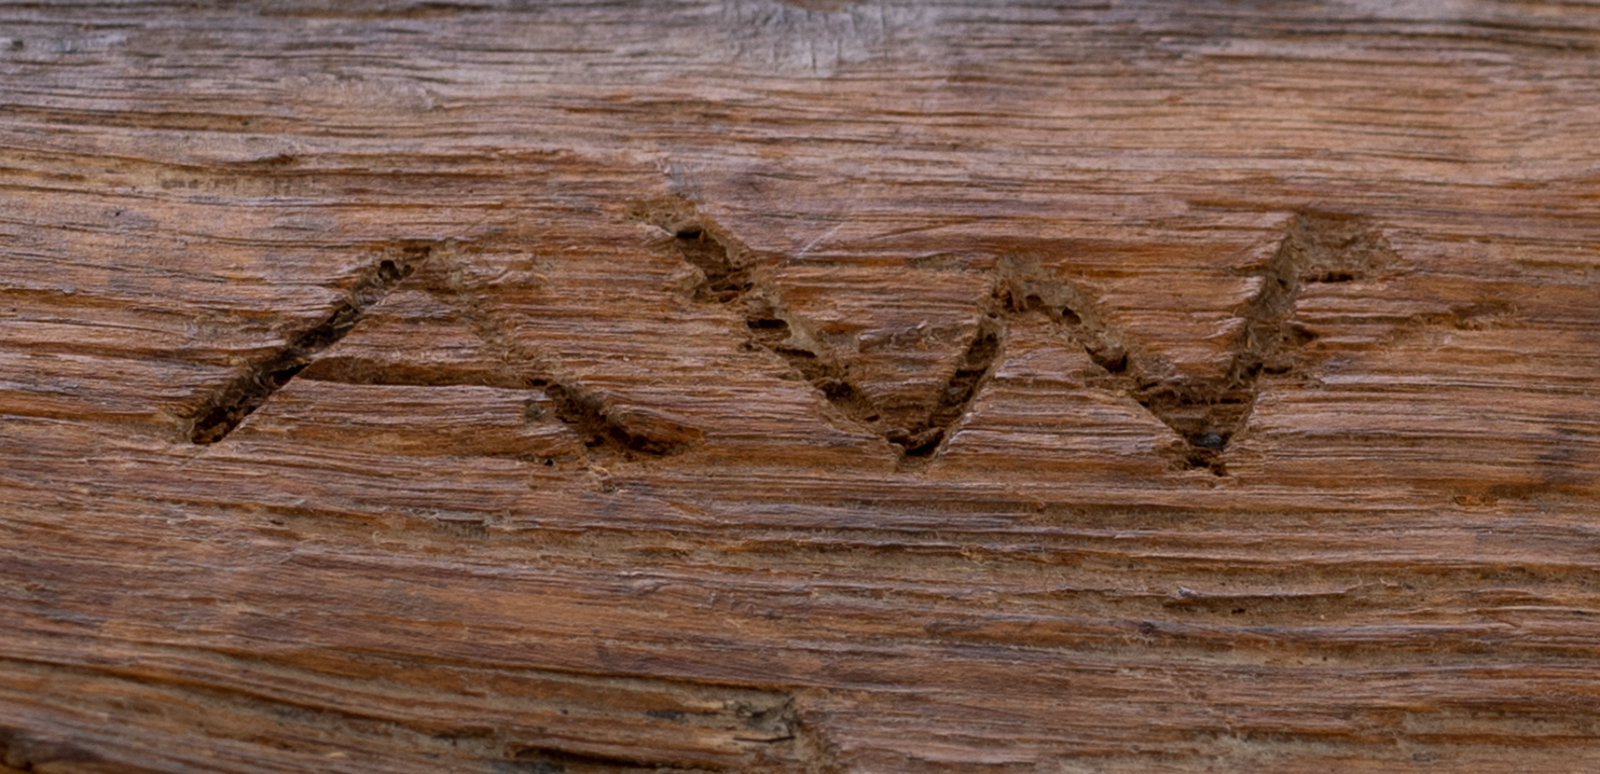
[{"x1": 3, "y1": 1, "x2": 1600, "y2": 771}]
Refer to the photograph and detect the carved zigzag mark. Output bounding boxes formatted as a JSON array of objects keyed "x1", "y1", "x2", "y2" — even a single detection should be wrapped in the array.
[
  {"x1": 637, "y1": 201, "x2": 1405, "y2": 474},
  {"x1": 1148, "y1": 212, "x2": 1400, "y2": 472},
  {"x1": 630, "y1": 197, "x2": 1003, "y2": 466},
  {"x1": 186, "y1": 211, "x2": 1414, "y2": 474},
  {"x1": 184, "y1": 243, "x2": 701, "y2": 459},
  {"x1": 421, "y1": 248, "x2": 703, "y2": 459},
  {"x1": 1000, "y1": 212, "x2": 1402, "y2": 475},
  {"x1": 185, "y1": 242, "x2": 433, "y2": 444}
]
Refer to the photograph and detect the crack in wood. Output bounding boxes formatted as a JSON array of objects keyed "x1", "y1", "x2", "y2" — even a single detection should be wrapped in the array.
[
  {"x1": 0, "y1": 726, "x2": 107, "y2": 773},
  {"x1": 0, "y1": 654, "x2": 815, "y2": 773}
]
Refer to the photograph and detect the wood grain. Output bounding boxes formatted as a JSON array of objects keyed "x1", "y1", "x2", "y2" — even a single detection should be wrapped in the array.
[{"x1": 3, "y1": 1, "x2": 1600, "y2": 771}]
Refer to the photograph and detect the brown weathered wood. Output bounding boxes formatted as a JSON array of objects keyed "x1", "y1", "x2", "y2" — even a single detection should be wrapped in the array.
[{"x1": 3, "y1": 2, "x2": 1600, "y2": 771}]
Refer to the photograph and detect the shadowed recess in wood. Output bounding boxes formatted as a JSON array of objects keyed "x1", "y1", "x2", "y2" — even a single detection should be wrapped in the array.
[
  {"x1": 532, "y1": 379, "x2": 704, "y2": 457},
  {"x1": 633, "y1": 203, "x2": 1404, "y2": 474},
  {"x1": 1134, "y1": 212, "x2": 1398, "y2": 472},
  {"x1": 184, "y1": 243, "x2": 433, "y2": 444},
  {"x1": 421, "y1": 246, "x2": 704, "y2": 459},
  {"x1": 895, "y1": 308, "x2": 1003, "y2": 459},
  {"x1": 182, "y1": 209, "x2": 1408, "y2": 473},
  {"x1": 631, "y1": 196, "x2": 1004, "y2": 464},
  {"x1": 180, "y1": 242, "x2": 702, "y2": 459},
  {"x1": 1000, "y1": 213, "x2": 1400, "y2": 474}
]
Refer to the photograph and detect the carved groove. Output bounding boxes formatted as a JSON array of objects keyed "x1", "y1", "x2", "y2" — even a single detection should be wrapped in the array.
[
  {"x1": 1144, "y1": 212, "x2": 1397, "y2": 472},
  {"x1": 185, "y1": 242, "x2": 700, "y2": 459},
  {"x1": 897, "y1": 311, "x2": 1003, "y2": 458},
  {"x1": 187, "y1": 210, "x2": 1403, "y2": 473},
  {"x1": 637, "y1": 203, "x2": 1399, "y2": 473},
  {"x1": 421, "y1": 247, "x2": 702, "y2": 459},
  {"x1": 185, "y1": 243, "x2": 432, "y2": 444},
  {"x1": 1002, "y1": 213, "x2": 1399, "y2": 474},
  {"x1": 632, "y1": 196, "x2": 1003, "y2": 464}
]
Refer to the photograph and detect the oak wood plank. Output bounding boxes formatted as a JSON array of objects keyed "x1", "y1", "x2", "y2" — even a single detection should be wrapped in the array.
[{"x1": 3, "y1": 2, "x2": 1599, "y2": 772}]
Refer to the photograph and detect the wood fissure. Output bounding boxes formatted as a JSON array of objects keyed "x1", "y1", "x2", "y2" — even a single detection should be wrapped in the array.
[{"x1": 0, "y1": 652, "x2": 811, "y2": 774}]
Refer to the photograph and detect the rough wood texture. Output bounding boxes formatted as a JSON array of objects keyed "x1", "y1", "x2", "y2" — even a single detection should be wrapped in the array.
[{"x1": 3, "y1": 2, "x2": 1600, "y2": 772}]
